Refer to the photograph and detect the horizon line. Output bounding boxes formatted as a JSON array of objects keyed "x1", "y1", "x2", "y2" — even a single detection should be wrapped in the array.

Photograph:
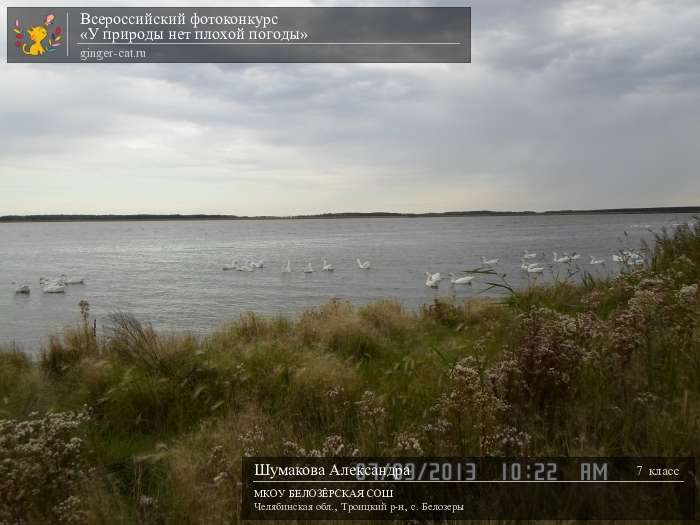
[{"x1": 1, "y1": 206, "x2": 699, "y2": 223}]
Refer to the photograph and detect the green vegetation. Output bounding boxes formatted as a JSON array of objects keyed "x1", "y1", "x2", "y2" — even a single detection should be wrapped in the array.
[{"x1": 1, "y1": 224, "x2": 699, "y2": 524}]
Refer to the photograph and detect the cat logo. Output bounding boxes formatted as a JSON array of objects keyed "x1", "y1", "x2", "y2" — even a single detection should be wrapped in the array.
[{"x1": 13, "y1": 13, "x2": 62, "y2": 56}]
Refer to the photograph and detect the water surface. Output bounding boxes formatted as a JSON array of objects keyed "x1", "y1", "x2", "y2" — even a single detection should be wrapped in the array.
[{"x1": 0, "y1": 214, "x2": 693, "y2": 352}]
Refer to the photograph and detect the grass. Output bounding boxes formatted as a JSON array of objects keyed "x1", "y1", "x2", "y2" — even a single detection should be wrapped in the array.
[{"x1": 0, "y1": 223, "x2": 699, "y2": 523}]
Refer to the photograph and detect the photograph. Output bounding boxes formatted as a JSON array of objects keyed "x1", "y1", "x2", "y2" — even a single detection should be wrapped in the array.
[{"x1": 0, "y1": 1, "x2": 698, "y2": 523}]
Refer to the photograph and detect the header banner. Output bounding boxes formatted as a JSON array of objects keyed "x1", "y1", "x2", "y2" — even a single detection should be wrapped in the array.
[{"x1": 7, "y1": 7, "x2": 471, "y2": 63}]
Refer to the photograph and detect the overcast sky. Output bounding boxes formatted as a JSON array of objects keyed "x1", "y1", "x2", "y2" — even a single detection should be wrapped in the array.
[{"x1": 1, "y1": 0, "x2": 699, "y2": 215}]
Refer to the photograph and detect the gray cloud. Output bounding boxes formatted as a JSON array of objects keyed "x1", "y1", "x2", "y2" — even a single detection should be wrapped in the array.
[{"x1": 1, "y1": 0, "x2": 699, "y2": 215}]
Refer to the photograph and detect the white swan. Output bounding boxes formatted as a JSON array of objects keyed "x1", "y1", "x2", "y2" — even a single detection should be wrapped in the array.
[
  {"x1": 449, "y1": 273, "x2": 473, "y2": 285},
  {"x1": 589, "y1": 256, "x2": 605, "y2": 265},
  {"x1": 523, "y1": 250, "x2": 537, "y2": 259},
  {"x1": 281, "y1": 260, "x2": 292, "y2": 273},
  {"x1": 425, "y1": 272, "x2": 440, "y2": 288},
  {"x1": 322, "y1": 260, "x2": 335, "y2": 272},
  {"x1": 623, "y1": 250, "x2": 644, "y2": 261},
  {"x1": 303, "y1": 263, "x2": 314, "y2": 273},
  {"x1": 227, "y1": 259, "x2": 246, "y2": 272},
  {"x1": 612, "y1": 251, "x2": 644, "y2": 265},
  {"x1": 61, "y1": 274, "x2": 84, "y2": 285},
  {"x1": 43, "y1": 282, "x2": 66, "y2": 293},
  {"x1": 357, "y1": 259, "x2": 371, "y2": 269},
  {"x1": 238, "y1": 262, "x2": 255, "y2": 272},
  {"x1": 527, "y1": 266, "x2": 545, "y2": 274},
  {"x1": 521, "y1": 260, "x2": 543, "y2": 271},
  {"x1": 481, "y1": 256, "x2": 499, "y2": 266},
  {"x1": 553, "y1": 252, "x2": 572, "y2": 264}
]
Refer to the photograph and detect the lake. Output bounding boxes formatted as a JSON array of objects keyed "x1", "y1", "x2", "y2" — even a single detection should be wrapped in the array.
[{"x1": 0, "y1": 214, "x2": 694, "y2": 352}]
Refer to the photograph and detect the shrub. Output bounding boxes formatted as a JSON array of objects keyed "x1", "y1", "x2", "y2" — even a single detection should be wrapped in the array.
[
  {"x1": 0, "y1": 410, "x2": 91, "y2": 523},
  {"x1": 0, "y1": 347, "x2": 32, "y2": 398},
  {"x1": 297, "y1": 300, "x2": 383, "y2": 359},
  {"x1": 105, "y1": 313, "x2": 169, "y2": 374},
  {"x1": 0, "y1": 348, "x2": 40, "y2": 419},
  {"x1": 420, "y1": 298, "x2": 466, "y2": 328}
]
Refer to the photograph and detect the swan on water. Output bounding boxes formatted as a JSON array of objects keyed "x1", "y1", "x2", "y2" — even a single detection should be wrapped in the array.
[
  {"x1": 589, "y1": 256, "x2": 605, "y2": 265},
  {"x1": 281, "y1": 260, "x2": 292, "y2": 273},
  {"x1": 449, "y1": 273, "x2": 473, "y2": 285},
  {"x1": 223, "y1": 260, "x2": 242, "y2": 271},
  {"x1": 623, "y1": 250, "x2": 644, "y2": 261},
  {"x1": 425, "y1": 272, "x2": 440, "y2": 288},
  {"x1": 520, "y1": 260, "x2": 543, "y2": 271},
  {"x1": 520, "y1": 259, "x2": 537, "y2": 270},
  {"x1": 481, "y1": 256, "x2": 499, "y2": 266},
  {"x1": 357, "y1": 259, "x2": 371, "y2": 269},
  {"x1": 43, "y1": 282, "x2": 66, "y2": 293},
  {"x1": 303, "y1": 263, "x2": 314, "y2": 273},
  {"x1": 322, "y1": 260, "x2": 335, "y2": 272},
  {"x1": 612, "y1": 251, "x2": 644, "y2": 265},
  {"x1": 522, "y1": 250, "x2": 537, "y2": 259},
  {"x1": 553, "y1": 252, "x2": 572, "y2": 263},
  {"x1": 61, "y1": 274, "x2": 84, "y2": 285}
]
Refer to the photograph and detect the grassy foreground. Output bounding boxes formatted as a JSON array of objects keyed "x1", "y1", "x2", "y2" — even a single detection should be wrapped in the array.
[{"x1": 1, "y1": 224, "x2": 699, "y2": 524}]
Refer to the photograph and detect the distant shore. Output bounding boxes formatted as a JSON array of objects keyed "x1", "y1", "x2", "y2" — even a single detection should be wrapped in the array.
[{"x1": 1, "y1": 206, "x2": 698, "y2": 223}]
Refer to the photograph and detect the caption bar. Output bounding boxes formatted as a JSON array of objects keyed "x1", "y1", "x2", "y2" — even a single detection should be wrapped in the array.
[
  {"x1": 242, "y1": 457, "x2": 695, "y2": 520},
  {"x1": 6, "y1": 7, "x2": 471, "y2": 63}
]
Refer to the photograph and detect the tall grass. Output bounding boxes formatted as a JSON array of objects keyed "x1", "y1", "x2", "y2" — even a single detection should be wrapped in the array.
[{"x1": 0, "y1": 222, "x2": 698, "y2": 523}]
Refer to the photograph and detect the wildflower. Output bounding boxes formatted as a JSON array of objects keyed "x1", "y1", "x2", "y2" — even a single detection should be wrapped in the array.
[
  {"x1": 356, "y1": 390, "x2": 386, "y2": 421},
  {"x1": 326, "y1": 385, "x2": 344, "y2": 401},
  {"x1": 53, "y1": 495, "x2": 88, "y2": 524},
  {"x1": 0, "y1": 410, "x2": 91, "y2": 523},
  {"x1": 139, "y1": 495, "x2": 157, "y2": 508},
  {"x1": 394, "y1": 432, "x2": 424, "y2": 455},
  {"x1": 238, "y1": 426, "x2": 265, "y2": 457},
  {"x1": 677, "y1": 283, "x2": 697, "y2": 300},
  {"x1": 481, "y1": 426, "x2": 531, "y2": 456},
  {"x1": 283, "y1": 435, "x2": 359, "y2": 457}
]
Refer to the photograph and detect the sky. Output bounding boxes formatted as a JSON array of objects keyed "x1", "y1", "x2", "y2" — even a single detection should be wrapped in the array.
[{"x1": 1, "y1": 0, "x2": 699, "y2": 215}]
